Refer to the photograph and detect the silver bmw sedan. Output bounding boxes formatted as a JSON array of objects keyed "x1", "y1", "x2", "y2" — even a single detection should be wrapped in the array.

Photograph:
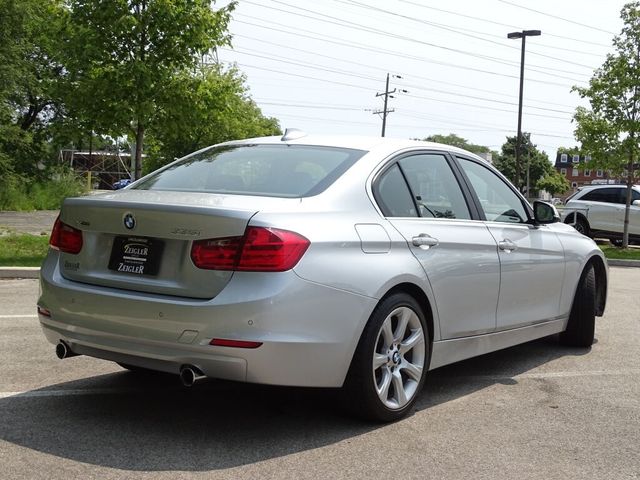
[{"x1": 38, "y1": 130, "x2": 608, "y2": 421}]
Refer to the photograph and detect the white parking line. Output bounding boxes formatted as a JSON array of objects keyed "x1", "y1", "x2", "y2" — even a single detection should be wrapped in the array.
[{"x1": 0, "y1": 314, "x2": 38, "y2": 319}]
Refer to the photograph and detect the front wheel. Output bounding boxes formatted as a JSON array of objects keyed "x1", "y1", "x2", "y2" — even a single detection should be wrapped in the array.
[
  {"x1": 566, "y1": 214, "x2": 590, "y2": 237},
  {"x1": 344, "y1": 293, "x2": 429, "y2": 422},
  {"x1": 560, "y1": 265, "x2": 596, "y2": 347}
]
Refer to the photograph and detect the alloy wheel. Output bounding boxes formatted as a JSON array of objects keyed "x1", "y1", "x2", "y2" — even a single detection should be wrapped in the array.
[{"x1": 372, "y1": 306, "x2": 426, "y2": 409}]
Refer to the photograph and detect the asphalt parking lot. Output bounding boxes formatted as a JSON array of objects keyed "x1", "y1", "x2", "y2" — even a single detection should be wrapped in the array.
[{"x1": 1, "y1": 269, "x2": 639, "y2": 480}]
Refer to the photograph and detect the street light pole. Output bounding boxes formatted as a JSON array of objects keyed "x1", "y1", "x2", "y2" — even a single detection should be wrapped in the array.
[{"x1": 508, "y1": 29, "x2": 541, "y2": 191}]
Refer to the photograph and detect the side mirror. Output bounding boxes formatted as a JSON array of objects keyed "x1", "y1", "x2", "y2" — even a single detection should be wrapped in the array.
[{"x1": 533, "y1": 200, "x2": 560, "y2": 224}]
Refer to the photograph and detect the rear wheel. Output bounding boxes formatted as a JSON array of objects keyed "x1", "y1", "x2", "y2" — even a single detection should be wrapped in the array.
[
  {"x1": 560, "y1": 265, "x2": 596, "y2": 347},
  {"x1": 345, "y1": 293, "x2": 429, "y2": 422}
]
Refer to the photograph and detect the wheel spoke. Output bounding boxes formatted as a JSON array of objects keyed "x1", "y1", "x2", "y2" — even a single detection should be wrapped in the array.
[
  {"x1": 393, "y1": 308, "x2": 411, "y2": 343},
  {"x1": 376, "y1": 367, "x2": 392, "y2": 399},
  {"x1": 381, "y1": 317, "x2": 394, "y2": 348},
  {"x1": 373, "y1": 352, "x2": 387, "y2": 369},
  {"x1": 399, "y1": 328, "x2": 424, "y2": 354},
  {"x1": 391, "y1": 370, "x2": 408, "y2": 406},
  {"x1": 400, "y1": 359, "x2": 423, "y2": 382}
]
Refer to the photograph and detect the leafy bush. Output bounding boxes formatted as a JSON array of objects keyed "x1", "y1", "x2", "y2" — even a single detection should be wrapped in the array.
[{"x1": 0, "y1": 169, "x2": 85, "y2": 211}]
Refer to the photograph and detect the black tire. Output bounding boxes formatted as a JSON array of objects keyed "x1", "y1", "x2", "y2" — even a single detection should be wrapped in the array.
[
  {"x1": 567, "y1": 214, "x2": 590, "y2": 237},
  {"x1": 344, "y1": 293, "x2": 430, "y2": 422},
  {"x1": 560, "y1": 265, "x2": 596, "y2": 347}
]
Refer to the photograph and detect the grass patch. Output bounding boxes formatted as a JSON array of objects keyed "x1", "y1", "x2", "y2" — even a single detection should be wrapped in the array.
[
  {"x1": 0, "y1": 233, "x2": 50, "y2": 266},
  {"x1": 599, "y1": 245, "x2": 640, "y2": 260}
]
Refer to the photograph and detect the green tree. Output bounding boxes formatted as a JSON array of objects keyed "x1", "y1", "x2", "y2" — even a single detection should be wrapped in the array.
[
  {"x1": 573, "y1": 2, "x2": 640, "y2": 247},
  {"x1": 423, "y1": 133, "x2": 491, "y2": 155},
  {"x1": 0, "y1": 0, "x2": 67, "y2": 178},
  {"x1": 494, "y1": 133, "x2": 553, "y2": 195},
  {"x1": 144, "y1": 65, "x2": 280, "y2": 173},
  {"x1": 536, "y1": 171, "x2": 570, "y2": 196},
  {"x1": 64, "y1": 0, "x2": 235, "y2": 179}
]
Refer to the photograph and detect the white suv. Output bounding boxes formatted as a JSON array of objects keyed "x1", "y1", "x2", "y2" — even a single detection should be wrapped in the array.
[{"x1": 563, "y1": 184, "x2": 640, "y2": 243}]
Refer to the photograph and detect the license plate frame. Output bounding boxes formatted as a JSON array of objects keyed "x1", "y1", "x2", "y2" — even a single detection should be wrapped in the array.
[{"x1": 108, "y1": 236, "x2": 164, "y2": 276}]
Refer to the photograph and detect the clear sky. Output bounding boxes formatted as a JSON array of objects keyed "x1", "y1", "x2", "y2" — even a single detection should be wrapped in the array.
[{"x1": 217, "y1": 0, "x2": 630, "y2": 158}]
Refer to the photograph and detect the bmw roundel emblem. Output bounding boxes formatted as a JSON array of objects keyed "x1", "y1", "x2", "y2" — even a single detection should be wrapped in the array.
[{"x1": 123, "y1": 213, "x2": 136, "y2": 230}]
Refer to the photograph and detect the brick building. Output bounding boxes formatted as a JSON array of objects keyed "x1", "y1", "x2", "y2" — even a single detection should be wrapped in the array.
[{"x1": 554, "y1": 152, "x2": 608, "y2": 199}]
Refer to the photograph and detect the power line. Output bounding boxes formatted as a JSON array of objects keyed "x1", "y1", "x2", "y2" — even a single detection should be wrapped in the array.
[
  {"x1": 232, "y1": 57, "x2": 574, "y2": 120},
  {"x1": 234, "y1": 33, "x2": 579, "y2": 108},
  {"x1": 497, "y1": 0, "x2": 617, "y2": 35},
  {"x1": 397, "y1": 0, "x2": 613, "y2": 49},
  {"x1": 241, "y1": 1, "x2": 593, "y2": 79},
  {"x1": 225, "y1": 47, "x2": 576, "y2": 115},
  {"x1": 233, "y1": 17, "x2": 586, "y2": 88},
  {"x1": 337, "y1": 0, "x2": 598, "y2": 70}
]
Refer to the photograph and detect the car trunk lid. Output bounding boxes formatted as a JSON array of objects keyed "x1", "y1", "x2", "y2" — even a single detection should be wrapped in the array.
[{"x1": 55, "y1": 190, "x2": 269, "y2": 299}]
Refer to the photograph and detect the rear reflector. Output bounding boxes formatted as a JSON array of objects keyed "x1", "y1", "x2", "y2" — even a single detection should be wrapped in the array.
[
  {"x1": 37, "y1": 306, "x2": 51, "y2": 317},
  {"x1": 50, "y1": 216, "x2": 83, "y2": 254},
  {"x1": 191, "y1": 227, "x2": 309, "y2": 272},
  {"x1": 209, "y1": 338, "x2": 263, "y2": 349}
]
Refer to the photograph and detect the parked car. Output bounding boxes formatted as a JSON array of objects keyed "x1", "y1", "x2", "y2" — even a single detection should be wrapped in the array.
[
  {"x1": 38, "y1": 131, "x2": 608, "y2": 421},
  {"x1": 563, "y1": 184, "x2": 640, "y2": 243},
  {"x1": 112, "y1": 178, "x2": 132, "y2": 190}
]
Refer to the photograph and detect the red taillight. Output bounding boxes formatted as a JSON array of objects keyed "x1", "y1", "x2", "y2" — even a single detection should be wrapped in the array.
[
  {"x1": 50, "y1": 216, "x2": 83, "y2": 254},
  {"x1": 190, "y1": 236, "x2": 243, "y2": 270},
  {"x1": 190, "y1": 227, "x2": 309, "y2": 272},
  {"x1": 209, "y1": 338, "x2": 263, "y2": 349},
  {"x1": 37, "y1": 306, "x2": 51, "y2": 317}
]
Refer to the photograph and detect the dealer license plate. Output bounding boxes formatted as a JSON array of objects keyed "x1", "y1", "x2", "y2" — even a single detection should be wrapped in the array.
[{"x1": 108, "y1": 236, "x2": 164, "y2": 276}]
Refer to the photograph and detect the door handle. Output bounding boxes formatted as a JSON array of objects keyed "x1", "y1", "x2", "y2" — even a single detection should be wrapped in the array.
[
  {"x1": 498, "y1": 239, "x2": 517, "y2": 252},
  {"x1": 412, "y1": 234, "x2": 439, "y2": 249}
]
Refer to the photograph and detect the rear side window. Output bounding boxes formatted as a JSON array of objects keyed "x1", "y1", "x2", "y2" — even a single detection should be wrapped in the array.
[
  {"x1": 375, "y1": 164, "x2": 418, "y2": 217},
  {"x1": 134, "y1": 144, "x2": 366, "y2": 198}
]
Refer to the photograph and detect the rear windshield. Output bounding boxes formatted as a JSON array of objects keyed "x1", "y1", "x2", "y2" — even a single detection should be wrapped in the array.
[{"x1": 134, "y1": 144, "x2": 366, "y2": 197}]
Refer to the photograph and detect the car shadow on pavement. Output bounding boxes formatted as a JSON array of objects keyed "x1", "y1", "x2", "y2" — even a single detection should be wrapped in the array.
[{"x1": 0, "y1": 335, "x2": 591, "y2": 472}]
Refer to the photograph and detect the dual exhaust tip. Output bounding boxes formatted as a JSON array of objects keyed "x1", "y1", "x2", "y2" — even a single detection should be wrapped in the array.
[{"x1": 56, "y1": 341, "x2": 207, "y2": 387}]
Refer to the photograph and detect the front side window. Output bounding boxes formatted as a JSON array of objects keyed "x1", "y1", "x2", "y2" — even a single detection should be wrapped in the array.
[
  {"x1": 581, "y1": 188, "x2": 621, "y2": 203},
  {"x1": 457, "y1": 158, "x2": 528, "y2": 223},
  {"x1": 134, "y1": 144, "x2": 366, "y2": 198}
]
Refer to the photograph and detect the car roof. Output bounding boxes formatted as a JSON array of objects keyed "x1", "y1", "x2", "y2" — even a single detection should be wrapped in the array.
[{"x1": 216, "y1": 134, "x2": 487, "y2": 162}]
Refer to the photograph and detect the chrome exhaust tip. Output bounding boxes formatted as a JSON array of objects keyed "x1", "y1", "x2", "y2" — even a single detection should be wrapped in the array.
[
  {"x1": 179, "y1": 365, "x2": 206, "y2": 387},
  {"x1": 55, "y1": 341, "x2": 78, "y2": 359}
]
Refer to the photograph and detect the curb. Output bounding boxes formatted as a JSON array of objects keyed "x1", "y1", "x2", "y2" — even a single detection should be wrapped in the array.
[
  {"x1": 0, "y1": 267, "x2": 40, "y2": 279},
  {"x1": 606, "y1": 259, "x2": 640, "y2": 267}
]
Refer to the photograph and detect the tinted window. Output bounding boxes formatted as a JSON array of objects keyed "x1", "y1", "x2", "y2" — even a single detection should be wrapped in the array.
[
  {"x1": 375, "y1": 164, "x2": 418, "y2": 217},
  {"x1": 398, "y1": 154, "x2": 471, "y2": 219},
  {"x1": 581, "y1": 188, "x2": 623, "y2": 204},
  {"x1": 134, "y1": 144, "x2": 366, "y2": 198},
  {"x1": 457, "y1": 158, "x2": 528, "y2": 223}
]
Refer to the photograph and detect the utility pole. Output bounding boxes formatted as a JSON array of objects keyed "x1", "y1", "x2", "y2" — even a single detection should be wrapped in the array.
[
  {"x1": 374, "y1": 73, "x2": 397, "y2": 137},
  {"x1": 507, "y1": 29, "x2": 541, "y2": 191}
]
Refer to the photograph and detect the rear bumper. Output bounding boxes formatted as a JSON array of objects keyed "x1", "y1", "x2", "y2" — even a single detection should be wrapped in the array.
[{"x1": 38, "y1": 252, "x2": 377, "y2": 387}]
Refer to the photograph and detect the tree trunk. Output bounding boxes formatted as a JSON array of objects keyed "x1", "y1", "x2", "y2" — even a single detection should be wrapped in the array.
[
  {"x1": 623, "y1": 154, "x2": 634, "y2": 249},
  {"x1": 134, "y1": 122, "x2": 144, "y2": 180}
]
